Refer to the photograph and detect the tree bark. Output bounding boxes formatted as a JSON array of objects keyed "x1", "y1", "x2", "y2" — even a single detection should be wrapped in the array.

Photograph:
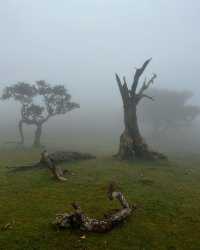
[
  {"x1": 33, "y1": 123, "x2": 42, "y2": 147},
  {"x1": 115, "y1": 59, "x2": 166, "y2": 160},
  {"x1": 118, "y1": 101, "x2": 150, "y2": 159},
  {"x1": 18, "y1": 120, "x2": 25, "y2": 145}
]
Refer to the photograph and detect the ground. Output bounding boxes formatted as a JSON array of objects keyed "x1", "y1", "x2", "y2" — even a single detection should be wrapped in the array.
[{"x1": 0, "y1": 149, "x2": 200, "y2": 250}]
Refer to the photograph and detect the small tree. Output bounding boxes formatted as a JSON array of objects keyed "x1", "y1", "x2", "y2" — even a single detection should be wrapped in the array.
[
  {"x1": 115, "y1": 58, "x2": 165, "y2": 160},
  {"x1": 1, "y1": 81, "x2": 79, "y2": 147}
]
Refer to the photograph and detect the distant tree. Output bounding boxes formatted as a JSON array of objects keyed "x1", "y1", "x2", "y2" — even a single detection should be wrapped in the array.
[
  {"x1": 140, "y1": 88, "x2": 200, "y2": 137},
  {"x1": 115, "y1": 58, "x2": 165, "y2": 160},
  {"x1": 1, "y1": 81, "x2": 79, "y2": 147}
]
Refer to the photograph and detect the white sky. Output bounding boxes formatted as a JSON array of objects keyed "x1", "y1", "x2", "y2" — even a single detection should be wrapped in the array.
[{"x1": 0, "y1": 0, "x2": 200, "y2": 105}]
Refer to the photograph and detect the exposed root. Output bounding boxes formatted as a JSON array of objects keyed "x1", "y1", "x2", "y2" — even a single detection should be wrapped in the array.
[{"x1": 116, "y1": 131, "x2": 167, "y2": 161}]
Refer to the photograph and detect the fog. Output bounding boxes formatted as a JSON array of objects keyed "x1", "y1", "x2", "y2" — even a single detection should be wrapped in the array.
[{"x1": 0, "y1": 0, "x2": 200, "y2": 155}]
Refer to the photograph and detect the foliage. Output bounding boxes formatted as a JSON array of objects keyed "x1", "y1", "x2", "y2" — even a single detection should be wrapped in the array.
[
  {"x1": 140, "y1": 88, "x2": 200, "y2": 134},
  {"x1": 2, "y1": 81, "x2": 79, "y2": 125},
  {"x1": 2, "y1": 82, "x2": 37, "y2": 103},
  {"x1": 1, "y1": 81, "x2": 79, "y2": 146}
]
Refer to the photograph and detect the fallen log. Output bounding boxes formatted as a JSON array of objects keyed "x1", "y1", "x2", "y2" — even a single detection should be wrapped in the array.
[
  {"x1": 7, "y1": 150, "x2": 95, "y2": 173},
  {"x1": 53, "y1": 183, "x2": 136, "y2": 232}
]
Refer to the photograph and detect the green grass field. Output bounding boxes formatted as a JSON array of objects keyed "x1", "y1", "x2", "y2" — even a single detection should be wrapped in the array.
[{"x1": 0, "y1": 149, "x2": 200, "y2": 250}]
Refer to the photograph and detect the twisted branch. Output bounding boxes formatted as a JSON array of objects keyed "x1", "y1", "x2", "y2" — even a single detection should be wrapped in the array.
[{"x1": 53, "y1": 184, "x2": 136, "y2": 232}]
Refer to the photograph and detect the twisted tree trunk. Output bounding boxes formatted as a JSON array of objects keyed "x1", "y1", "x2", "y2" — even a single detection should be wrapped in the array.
[
  {"x1": 115, "y1": 58, "x2": 166, "y2": 160},
  {"x1": 118, "y1": 101, "x2": 149, "y2": 159},
  {"x1": 18, "y1": 120, "x2": 25, "y2": 145},
  {"x1": 33, "y1": 123, "x2": 42, "y2": 147},
  {"x1": 18, "y1": 106, "x2": 26, "y2": 145}
]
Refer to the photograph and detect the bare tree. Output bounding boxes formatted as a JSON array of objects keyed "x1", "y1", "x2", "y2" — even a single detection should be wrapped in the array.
[
  {"x1": 115, "y1": 58, "x2": 165, "y2": 160},
  {"x1": 1, "y1": 81, "x2": 79, "y2": 147}
]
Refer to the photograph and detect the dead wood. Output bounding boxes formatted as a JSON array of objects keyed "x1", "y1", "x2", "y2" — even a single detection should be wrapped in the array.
[
  {"x1": 115, "y1": 59, "x2": 166, "y2": 160},
  {"x1": 7, "y1": 150, "x2": 95, "y2": 173},
  {"x1": 53, "y1": 183, "x2": 136, "y2": 232}
]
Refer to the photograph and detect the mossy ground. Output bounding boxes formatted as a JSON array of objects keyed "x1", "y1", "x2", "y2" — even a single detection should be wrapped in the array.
[{"x1": 0, "y1": 149, "x2": 200, "y2": 250}]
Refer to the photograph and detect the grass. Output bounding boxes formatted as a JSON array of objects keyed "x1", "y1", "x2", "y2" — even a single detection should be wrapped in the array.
[{"x1": 0, "y1": 149, "x2": 200, "y2": 250}]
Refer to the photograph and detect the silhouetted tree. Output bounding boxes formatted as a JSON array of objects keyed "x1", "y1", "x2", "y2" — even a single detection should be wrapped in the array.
[
  {"x1": 140, "y1": 88, "x2": 200, "y2": 137},
  {"x1": 1, "y1": 81, "x2": 79, "y2": 147},
  {"x1": 115, "y1": 58, "x2": 165, "y2": 160}
]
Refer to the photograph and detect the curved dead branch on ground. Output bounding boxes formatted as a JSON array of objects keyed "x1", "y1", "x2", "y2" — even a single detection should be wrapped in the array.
[{"x1": 53, "y1": 183, "x2": 136, "y2": 232}]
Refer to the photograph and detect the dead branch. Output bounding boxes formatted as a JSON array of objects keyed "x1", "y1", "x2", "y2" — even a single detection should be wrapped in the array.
[
  {"x1": 137, "y1": 73, "x2": 157, "y2": 97},
  {"x1": 137, "y1": 94, "x2": 154, "y2": 103},
  {"x1": 131, "y1": 58, "x2": 152, "y2": 94},
  {"x1": 53, "y1": 184, "x2": 136, "y2": 232},
  {"x1": 7, "y1": 151, "x2": 95, "y2": 173},
  {"x1": 41, "y1": 150, "x2": 67, "y2": 181},
  {"x1": 6, "y1": 162, "x2": 43, "y2": 172}
]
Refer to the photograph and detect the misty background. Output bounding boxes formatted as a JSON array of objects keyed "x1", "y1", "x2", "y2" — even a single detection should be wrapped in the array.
[{"x1": 0, "y1": 0, "x2": 200, "y2": 155}]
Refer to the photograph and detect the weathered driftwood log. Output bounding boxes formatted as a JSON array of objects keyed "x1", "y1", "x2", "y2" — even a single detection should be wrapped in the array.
[
  {"x1": 53, "y1": 184, "x2": 136, "y2": 232},
  {"x1": 7, "y1": 150, "x2": 95, "y2": 173}
]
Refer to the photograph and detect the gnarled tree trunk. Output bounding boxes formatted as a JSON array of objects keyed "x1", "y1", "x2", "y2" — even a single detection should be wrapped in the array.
[
  {"x1": 118, "y1": 101, "x2": 149, "y2": 159},
  {"x1": 116, "y1": 58, "x2": 166, "y2": 160},
  {"x1": 33, "y1": 123, "x2": 42, "y2": 147},
  {"x1": 18, "y1": 120, "x2": 25, "y2": 145}
]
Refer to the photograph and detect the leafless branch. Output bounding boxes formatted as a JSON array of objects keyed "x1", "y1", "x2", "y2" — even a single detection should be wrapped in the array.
[
  {"x1": 140, "y1": 94, "x2": 154, "y2": 101},
  {"x1": 137, "y1": 73, "x2": 157, "y2": 97},
  {"x1": 131, "y1": 58, "x2": 152, "y2": 94}
]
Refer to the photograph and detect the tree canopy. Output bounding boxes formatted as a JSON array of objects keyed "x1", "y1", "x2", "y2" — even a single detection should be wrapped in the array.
[
  {"x1": 140, "y1": 88, "x2": 200, "y2": 135},
  {"x1": 1, "y1": 81, "x2": 79, "y2": 146}
]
